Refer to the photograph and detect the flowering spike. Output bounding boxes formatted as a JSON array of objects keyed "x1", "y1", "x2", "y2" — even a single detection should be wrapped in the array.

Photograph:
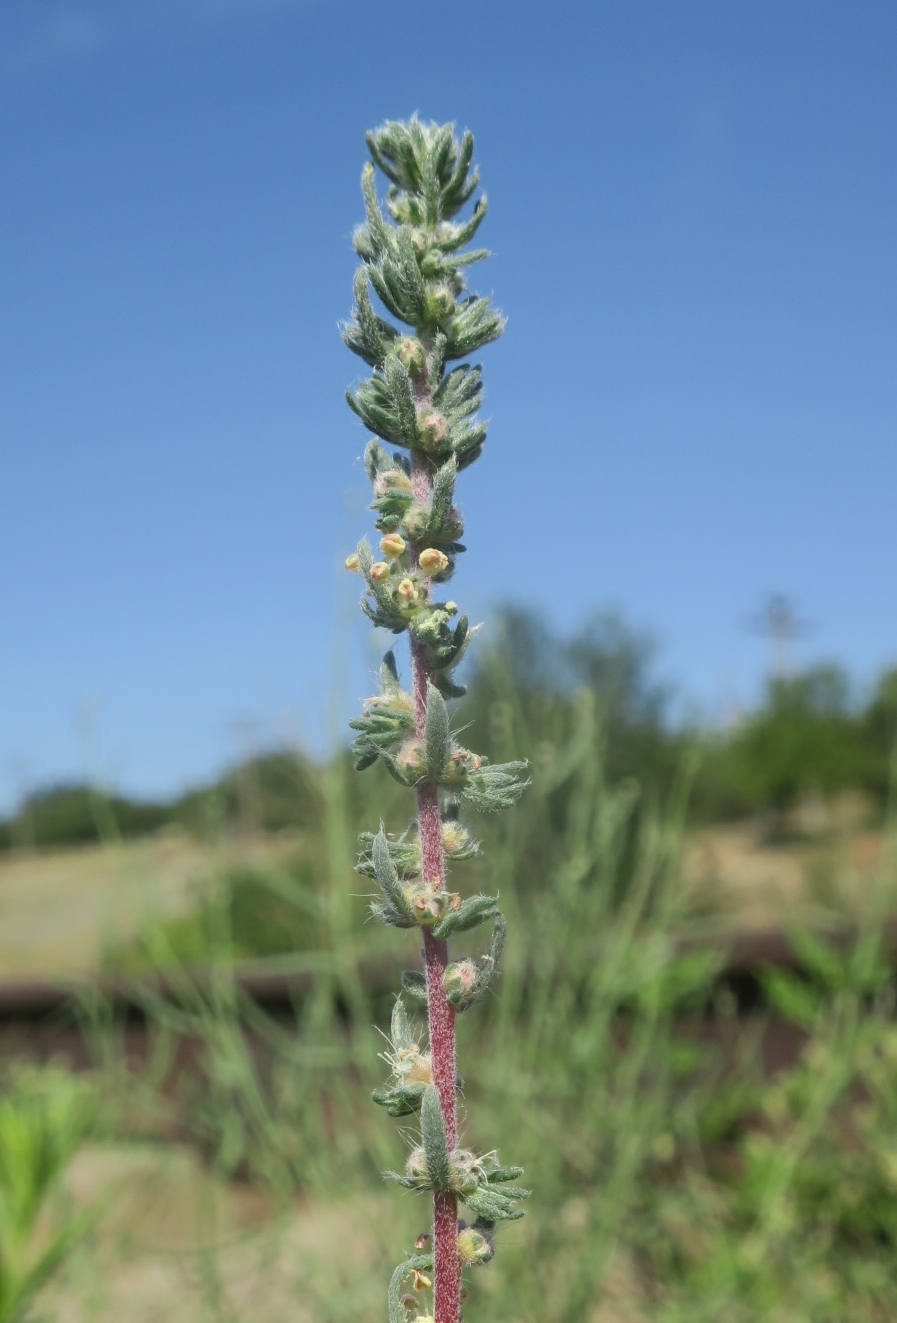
[{"x1": 343, "y1": 117, "x2": 527, "y2": 1323}]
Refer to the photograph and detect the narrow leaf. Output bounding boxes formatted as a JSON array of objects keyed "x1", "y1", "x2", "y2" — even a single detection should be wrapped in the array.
[
  {"x1": 424, "y1": 683, "x2": 450, "y2": 781},
  {"x1": 421, "y1": 1084, "x2": 450, "y2": 1191},
  {"x1": 390, "y1": 996, "x2": 414, "y2": 1053}
]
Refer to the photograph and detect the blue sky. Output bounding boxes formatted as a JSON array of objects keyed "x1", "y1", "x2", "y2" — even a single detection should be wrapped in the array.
[{"x1": 2, "y1": 0, "x2": 895, "y2": 811}]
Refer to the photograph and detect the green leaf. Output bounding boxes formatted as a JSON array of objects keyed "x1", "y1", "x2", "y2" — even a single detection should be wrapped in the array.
[
  {"x1": 387, "y1": 1262, "x2": 408, "y2": 1323},
  {"x1": 364, "y1": 437, "x2": 392, "y2": 483},
  {"x1": 424, "y1": 683, "x2": 450, "y2": 781},
  {"x1": 401, "y1": 970, "x2": 428, "y2": 1002},
  {"x1": 370, "y1": 826, "x2": 415, "y2": 927},
  {"x1": 379, "y1": 650, "x2": 401, "y2": 693},
  {"x1": 432, "y1": 670, "x2": 467, "y2": 700},
  {"x1": 439, "y1": 196, "x2": 488, "y2": 252},
  {"x1": 428, "y1": 456, "x2": 457, "y2": 538},
  {"x1": 342, "y1": 268, "x2": 399, "y2": 366},
  {"x1": 460, "y1": 759, "x2": 529, "y2": 813},
  {"x1": 432, "y1": 893, "x2": 501, "y2": 939},
  {"x1": 489, "y1": 912, "x2": 507, "y2": 966},
  {"x1": 486, "y1": 1163, "x2": 525, "y2": 1184},
  {"x1": 761, "y1": 967, "x2": 820, "y2": 1031},
  {"x1": 383, "y1": 353, "x2": 418, "y2": 443},
  {"x1": 372, "y1": 1081, "x2": 426, "y2": 1117},
  {"x1": 390, "y1": 996, "x2": 414, "y2": 1053},
  {"x1": 790, "y1": 928, "x2": 846, "y2": 992},
  {"x1": 421, "y1": 1085, "x2": 450, "y2": 1191},
  {"x1": 443, "y1": 295, "x2": 505, "y2": 362},
  {"x1": 359, "y1": 161, "x2": 389, "y2": 254}
]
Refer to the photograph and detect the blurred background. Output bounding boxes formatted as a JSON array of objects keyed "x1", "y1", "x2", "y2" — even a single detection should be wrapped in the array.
[{"x1": 1, "y1": 2, "x2": 897, "y2": 1320}]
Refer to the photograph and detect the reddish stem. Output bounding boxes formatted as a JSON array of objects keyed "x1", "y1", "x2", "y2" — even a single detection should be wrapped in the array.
[{"x1": 410, "y1": 450, "x2": 460, "y2": 1323}]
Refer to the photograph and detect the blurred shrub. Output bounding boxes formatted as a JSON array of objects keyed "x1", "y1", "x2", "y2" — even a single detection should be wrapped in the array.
[
  {"x1": 0, "y1": 784, "x2": 170, "y2": 851},
  {"x1": 458, "y1": 605, "x2": 680, "y2": 791},
  {"x1": 692, "y1": 664, "x2": 895, "y2": 822},
  {"x1": 0, "y1": 751, "x2": 323, "y2": 854},
  {"x1": 171, "y1": 750, "x2": 323, "y2": 836}
]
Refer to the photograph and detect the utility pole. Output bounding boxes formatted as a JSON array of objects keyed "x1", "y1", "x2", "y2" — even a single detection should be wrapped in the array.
[{"x1": 747, "y1": 593, "x2": 812, "y2": 678}]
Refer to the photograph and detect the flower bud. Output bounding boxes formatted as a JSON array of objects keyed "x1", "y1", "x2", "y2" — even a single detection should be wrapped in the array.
[
  {"x1": 394, "y1": 1045, "x2": 432, "y2": 1085},
  {"x1": 379, "y1": 533, "x2": 406, "y2": 559},
  {"x1": 344, "y1": 553, "x2": 360, "y2": 572},
  {"x1": 425, "y1": 285, "x2": 456, "y2": 322},
  {"x1": 374, "y1": 468, "x2": 412, "y2": 497},
  {"x1": 397, "y1": 577, "x2": 423, "y2": 606},
  {"x1": 363, "y1": 686, "x2": 413, "y2": 718},
  {"x1": 419, "y1": 548, "x2": 449, "y2": 576},
  {"x1": 405, "y1": 1146, "x2": 429, "y2": 1186},
  {"x1": 396, "y1": 336, "x2": 427, "y2": 377},
  {"x1": 443, "y1": 959, "x2": 479, "y2": 1002},
  {"x1": 440, "y1": 747, "x2": 483, "y2": 787},
  {"x1": 441, "y1": 820, "x2": 473, "y2": 856},
  {"x1": 416, "y1": 410, "x2": 448, "y2": 452},
  {"x1": 401, "y1": 505, "x2": 429, "y2": 540},
  {"x1": 395, "y1": 739, "x2": 425, "y2": 781},
  {"x1": 448, "y1": 1149, "x2": 485, "y2": 1197},
  {"x1": 404, "y1": 878, "x2": 452, "y2": 931},
  {"x1": 457, "y1": 1225, "x2": 494, "y2": 1267},
  {"x1": 369, "y1": 561, "x2": 391, "y2": 583}
]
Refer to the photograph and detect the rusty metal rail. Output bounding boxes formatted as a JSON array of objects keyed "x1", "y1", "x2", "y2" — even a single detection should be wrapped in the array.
[{"x1": 0, "y1": 920, "x2": 894, "y2": 1021}]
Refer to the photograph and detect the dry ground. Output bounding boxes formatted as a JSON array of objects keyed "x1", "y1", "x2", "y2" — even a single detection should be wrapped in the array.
[
  {"x1": 681, "y1": 817, "x2": 892, "y2": 930},
  {"x1": 42, "y1": 1143, "x2": 639, "y2": 1323}
]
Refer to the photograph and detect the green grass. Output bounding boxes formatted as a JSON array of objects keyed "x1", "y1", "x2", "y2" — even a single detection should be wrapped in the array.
[{"x1": 5, "y1": 668, "x2": 897, "y2": 1320}]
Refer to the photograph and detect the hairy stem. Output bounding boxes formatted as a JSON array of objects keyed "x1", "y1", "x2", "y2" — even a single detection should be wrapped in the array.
[{"x1": 411, "y1": 450, "x2": 460, "y2": 1323}]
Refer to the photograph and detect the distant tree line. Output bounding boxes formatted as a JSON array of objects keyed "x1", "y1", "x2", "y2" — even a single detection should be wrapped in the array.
[
  {"x1": 2, "y1": 607, "x2": 895, "y2": 852},
  {"x1": 460, "y1": 606, "x2": 897, "y2": 822}
]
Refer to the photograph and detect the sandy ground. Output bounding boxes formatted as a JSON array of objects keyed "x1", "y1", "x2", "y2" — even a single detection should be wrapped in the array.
[
  {"x1": 39, "y1": 1143, "x2": 640, "y2": 1323},
  {"x1": 40, "y1": 1142, "x2": 391, "y2": 1323}
]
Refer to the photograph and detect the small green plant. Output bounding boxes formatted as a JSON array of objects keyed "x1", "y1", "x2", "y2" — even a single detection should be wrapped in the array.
[
  {"x1": 0, "y1": 1067, "x2": 96, "y2": 1323},
  {"x1": 343, "y1": 118, "x2": 529, "y2": 1323}
]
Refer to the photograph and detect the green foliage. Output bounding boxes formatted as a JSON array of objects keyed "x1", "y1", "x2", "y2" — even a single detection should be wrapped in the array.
[
  {"x1": 461, "y1": 607, "x2": 897, "y2": 823},
  {"x1": 709, "y1": 665, "x2": 874, "y2": 813},
  {"x1": 0, "y1": 1068, "x2": 97, "y2": 1323}
]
